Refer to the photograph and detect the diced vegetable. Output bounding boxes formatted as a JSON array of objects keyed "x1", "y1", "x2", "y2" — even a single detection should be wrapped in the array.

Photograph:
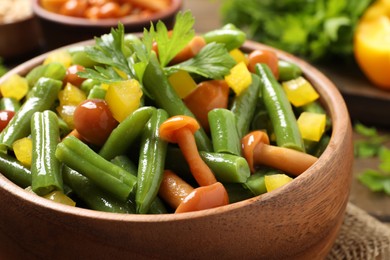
[
  {"x1": 264, "y1": 174, "x2": 293, "y2": 192},
  {"x1": 297, "y1": 112, "x2": 327, "y2": 142},
  {"x1": 43, "y1": 190, "x2": 76, "y2": 207},
  {"x1": 43, "y1": 50, "x2": 72, "y2": 68},
  {"x1": 0, "y1": 74, "x2": 29, "y2": 101},
  {"x1": 282, "y1": 76, "x2": 319, "y2": 107},
  {"x1": 229, "y1": 48, "x2": 248, "y2": 65},
  {"x1": 168, "y1": 70, "x2": 197, "y2": 99},
  {"x1": 105, "y1": 79, "x2": 143, "y2": 122},
  {"x1": 225, "y1": 61, "x2": 252, "y2": 95},
  {"x1": 12, "y1": 137, "x2": 32, "y2": 167}
]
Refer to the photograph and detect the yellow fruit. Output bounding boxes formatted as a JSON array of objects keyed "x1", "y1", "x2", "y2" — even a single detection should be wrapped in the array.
[{"x1": 354, "y1": 1, "x2": 390, "y2": 89}]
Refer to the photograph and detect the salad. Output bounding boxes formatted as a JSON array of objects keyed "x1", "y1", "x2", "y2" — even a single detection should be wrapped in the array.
[{"x1": 0, "y1": 11, "x2": 330, "y2": 214}]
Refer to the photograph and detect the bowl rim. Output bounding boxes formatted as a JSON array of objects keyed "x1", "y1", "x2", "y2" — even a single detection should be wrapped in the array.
[
  {"x1": 31, "y1": 0, "x2": 183, "y2": 28},
  {"x1": 0, "y1": 38, "x2": 351, "y2": 223}
]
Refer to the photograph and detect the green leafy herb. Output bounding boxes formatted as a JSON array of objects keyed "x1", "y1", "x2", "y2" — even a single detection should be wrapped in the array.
[
  {"x1": 221, "y1": 0, "x2": 374, "y2": 61},
  {"x1": 151, "y1": 11, "x2": 195, "y2": 67},
  {"x1": 354, "y1": 122, "x2": 389, "y2": 158},
  {"x1": 165, "y1": 42, "x2": 236, "y2": 79},
  {"x1": 79, "y1": 23, "x2": 135, "y2": 83},
  {"x1": 358, "y1": 147, "x2": 390, "y2": 196},
  {"x1": 354, "y1": 122, "x2": 390, "y2": 196}
]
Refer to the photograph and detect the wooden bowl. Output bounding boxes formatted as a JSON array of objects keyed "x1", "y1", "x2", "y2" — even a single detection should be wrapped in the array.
[
  {"x1": 0, "y1": 13, "x2": 43, "y2": 61},
  {"x1": 0, "y1": 39, "x2": 353, "y2": 259},
  {"x1": 31, "y1": 0, "x2": 182, "y2": 50}
]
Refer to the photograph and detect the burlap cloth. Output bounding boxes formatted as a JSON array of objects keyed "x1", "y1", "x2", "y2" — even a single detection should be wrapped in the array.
[{"x1": 327, "y1": 203, "x2": 390, "y2": 259}]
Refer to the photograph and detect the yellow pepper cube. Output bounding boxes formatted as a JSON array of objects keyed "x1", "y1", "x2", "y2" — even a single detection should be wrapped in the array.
[
  {"x1": 44, "y1": 190, "x2": 76, "y2": 206},
  {"x1": 0, "y1": 74, "x2": 29, "y2": 101},
  {"x1": 297, "y1": 112, "x2": 326, "y2": 142},
  {"x1": 58, "y1": 83, "x2": 87, "y2": 106},
  {"x1": 265, "y1": 174, "x2": 293, "y2": 192},
  {"x1": 282, "y1": 76, "x2": 319, "y2": 107},
  {"x1": 57, "y1": 105, "x2": 77, "y2": 129},
  {"x1": 12, "y1": 137, "x2": 33, "y2": 167},
  {"x1": 105, "y1": 79, "x2": 143, "y2": 122},
  {"x1": 225, "y1": 61, "x2": 252, "y2": 96},
  {"x1": 43, "y1": 50, "x2": 72, "y2": 68},
  {"x1": 229, "y1": 48, "x2": 248, "y2": 65},
  {"x1": 168, "y1": 70, "x2": 197, "y2": 99}
]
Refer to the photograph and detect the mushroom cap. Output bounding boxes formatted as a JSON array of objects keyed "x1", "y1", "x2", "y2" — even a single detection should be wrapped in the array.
[
  {"x1": 159, "y1": 115, "x2": 200, "y2": 143},
  {"x1": 175, "y1": 182, "x2": 229, "y2": 213},
  {"x1": 241, "y1": 130, "x2": 270, "y2": 173}
]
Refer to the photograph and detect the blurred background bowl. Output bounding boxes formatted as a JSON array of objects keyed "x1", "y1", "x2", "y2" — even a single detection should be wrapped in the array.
[
  {"x1": 0, "y1": 1, "x2": 43, "y2": 61},
  {"x1": 32, "y1": 0, "x2": 182, "y2": 50},
  {"x1": 0, "y1": 37, "x2": 353, "y2": 259}
]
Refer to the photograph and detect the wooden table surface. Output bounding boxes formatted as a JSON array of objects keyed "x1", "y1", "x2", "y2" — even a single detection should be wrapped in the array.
[{"x1": 184, "y1": 0, "x2": 390, "y2": 223}]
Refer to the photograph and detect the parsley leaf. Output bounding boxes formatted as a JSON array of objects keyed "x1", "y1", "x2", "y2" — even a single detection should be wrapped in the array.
[
  {"x1": 221, "y1": 0, "x2": 374, "y2": 61},
  {"x1": 353, "y1": 122, "x2": 389, "y2": 158},
  {"x1": 165, "y1": 42, "x2": 236, "y2": 79},
  {"x1": 80, "y1": 23, "x2": 135, "y2": 82},
  {"x1": 354, "y1": 122, "x2": 390, "y2": 196},
  {"x1": 153, "y1": 11, "x2": 195, "y2": 67}
]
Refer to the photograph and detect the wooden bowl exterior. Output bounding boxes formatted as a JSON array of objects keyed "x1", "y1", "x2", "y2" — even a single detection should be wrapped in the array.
[
  {"x1": 31, "y1": 0, "x2": 182, "y2": 50},
  {"x1": 0, "y1": 16, "x2": 43, "y2": 60},
  {"x1": 0, "y1": 40, "x2": 353, "y2": 259}
]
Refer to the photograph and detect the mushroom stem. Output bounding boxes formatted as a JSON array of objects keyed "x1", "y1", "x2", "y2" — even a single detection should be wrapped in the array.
[
  {"x1": 175, "y1": 128, "x2": 217, "y2": 186},
  {"x1": 159, "y1": 170, "x2": 229, "y2": 213},
  {"x1": 159, "y1": 115, "x2": 217, "y2": 186},
  {"x1": 242, "y1": 131, "x2": 318, "y2": 176}
]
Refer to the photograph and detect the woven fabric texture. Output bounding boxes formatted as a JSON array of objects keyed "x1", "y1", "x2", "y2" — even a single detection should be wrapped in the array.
[{"x1": 327, "y1": 203, "x2": 390, "y2": 260}]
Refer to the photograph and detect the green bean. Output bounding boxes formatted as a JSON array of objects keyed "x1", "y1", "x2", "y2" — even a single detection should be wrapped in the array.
[
  {"x1": 199, "y1": 151, "x2": 250, "y2": 183},
  {"x1": 142, "y1": 51, "x2": 212, "y2": 152},
  {"x1": 62, "y1": 166, "x2": 135, "y2": 213},
  {"x1": 309, "y1": 134, "x2": 331, "y2": 157},
  {"x1": 0, "y1": 152, "x2": 31, "y2": 188},
  {"x1": 87, "y1": 85, "x2": 106, "y2": 99},
  {"x1": 208, "y1": 108, "x2": 241, "y2": 156},
  {"x1": 110, "y1": 155, "x2": 138, "y2": 177},
  {"x1": 255, "y1": 63, "x2": 305, "y2": 152},
  {"x1": 243, "y1": 172, "x2": 267, "y2": 196},
  {"x1": 136, "y1": 109, "x2": 168, "y2": 214},
  {"x1": 68, "y1": 46, "x2": 100, "y2": 68},
  {"x1": 147, "y1": 197, "x2": 168, "y2": 214},
  {"x1": 58, "y1": 116, "x2": 71, "y2": 137},
  {"x1": 230, "y1": 74, "x2": 261, "y2": 139},
  {"x1": 56, "y1": 135, "x2": 137, "y2": 202},
  {"x1": 224, "y1": 183, "x2": 254, "y2": 203},
  {"x1": 278, "y1": 60, "x2": 302, "y2": 82},
  {"x1": 111, "y1": 155, "x2": 168, "y2": 214},
  {"x1": 203, "y1": 24, "x2": 246, "y2": 51},
  {"x1": 0, "y1": 97, "x2": 20, "y2": 112},
  {"x1": 0, "y1": 77, "x2": 62, "y2": 151},
  {"x1": 243, "y1": 169, "x2": 280, "y2": 196},
  {"x1": 99, "y1": 106, "x2": 155, "y2": 160},
  {"x1": 31, "y1": 111, "x2": 63, "y2": 196},
  {"x1": 80, "y1": 78, "x2": 100, "y2": 95},
  {"x1": 25, "y1": 62, "x2": 66, "y2": 89}
]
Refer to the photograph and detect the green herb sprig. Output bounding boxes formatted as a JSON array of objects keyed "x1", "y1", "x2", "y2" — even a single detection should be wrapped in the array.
[
  {"x1": 79, "y1": 11, "x2": 236, "y2": 85},
  {"x1": 354, "y1": 122, "x2": 390, "y2": 196}
]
